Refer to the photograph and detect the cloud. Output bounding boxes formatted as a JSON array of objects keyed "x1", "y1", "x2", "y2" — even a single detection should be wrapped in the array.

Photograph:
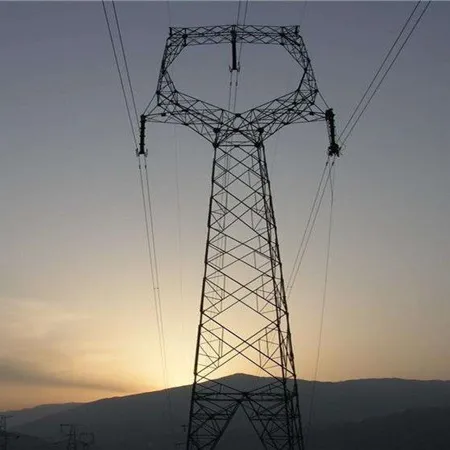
[
  {"x1": 0, "y1": 357, "x2": 129, "y2": 393},
  {"x1": 0, "y1": 297, "x2": 134, "y2": 394},
  {"x1": 0, "y1": 297, "x2": 87, "y2": 342}
]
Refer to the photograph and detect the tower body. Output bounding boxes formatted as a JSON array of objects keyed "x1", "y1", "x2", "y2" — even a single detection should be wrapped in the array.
[
  {"x1": 187, "y1": 135, "x2": 303, "y2": 449},
  {"x1": 143, "y1": 25, "x2": 337, "y2": 450},
  {"x1": 0, "y1": 416, "x2": 7, "y2": 450}
]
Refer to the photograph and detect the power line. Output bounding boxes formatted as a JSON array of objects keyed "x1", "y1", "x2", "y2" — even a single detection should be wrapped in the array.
[
  {"x1": 137, "y1": 160, "x2": 165, "y2": 375},
  {"x1": 166, "y1": 0, "x2": 172, "y2": 28},
  {"x1": 111, "y1": 1, "x2": 139, "y2": 127},
  {"x1": 286, "y1": 156, "x2": 333, "y2": 299},
  {"x1": 140, "y1": 17, "x2": 176, "y2": 437},
  {"x1": 237, "y1": 1, "x2": 249, "y2": 62},
  {"x1": 304, "y1": 160, "x2": 335, "y2": 449},
  {"x1": 102, "y1": 2, "x2": 167, "y2": 369},
  {"x1": 241, "y1": 0, "x2": 250, "y2": 27},
  {"x1": 339, "y1": 1, "x2": 421, "y2": 141},
  {"x1": 235, "y1": 1, "x2": 242, "y2": 26},
  {"x1": 302, "y1": 3, "x2": 429, "y2": 439},
  {"x1": 142, "y1": 159, "x2": 174, "y2": 427},
  {"x1": 136, "y1": 154, "x2": 175, "y2": 434},
  {"x1": 144, "y1": 162, "x2": 168, "y2": 378},
  {"x1": 299, "y1": 0, "x2": 308, "y2": 30},
  {"x1": 102, "y1": 0, "x2": 173, "y2": 428},
  {"x1": 235, "y1": 0, "x2": 249, "y2": 27},
  {"x1": 101, "y1": 0, "x2": 137, "y2": 147},
  {"x1": 297, "y1": 3, "x2": 429, "y2": 441},
  {"x1": 340, "y1": 0, "x2": 431, "y2": 147}
]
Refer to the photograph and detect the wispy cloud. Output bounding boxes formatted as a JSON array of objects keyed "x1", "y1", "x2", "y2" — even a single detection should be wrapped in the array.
[
  {"x1": 0, "y1": 297, "x2": 86, "y2": 341},
  {"x1": 0, "y1": 297, "x2": 133, "y2": 394},
  {"x1": 0, "y1": 357, "x2": 129, "y2": 392}
]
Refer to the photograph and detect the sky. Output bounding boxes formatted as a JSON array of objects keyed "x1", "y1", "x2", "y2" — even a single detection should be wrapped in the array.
[{"x1": 1, "y1": 1, "x2": 449, "y2": 410}]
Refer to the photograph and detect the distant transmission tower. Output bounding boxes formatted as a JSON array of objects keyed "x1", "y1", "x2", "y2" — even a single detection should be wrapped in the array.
[
  {"x1": 60, "y1": 424, "x2": 95, "y2": 450},
  {"x1": 0, "y1": 416, "x2": 18, "y2": 450},
  {"x1": 0, "y1": 416, "x2": 10, "y2": 450},
  {"x1": 141, "y1": 25, "x2": 339, "y2": 449}
]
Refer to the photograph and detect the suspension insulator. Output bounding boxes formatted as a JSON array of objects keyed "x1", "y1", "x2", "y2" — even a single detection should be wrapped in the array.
[
  {"x1": 326, "y1": 108, "x2": 341, "y2": 157},
  {"x1": 137, "y1": 114, "x2": 148, "y2": 156}
]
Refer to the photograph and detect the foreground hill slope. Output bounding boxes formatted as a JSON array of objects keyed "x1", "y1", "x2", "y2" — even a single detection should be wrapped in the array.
[
  {"x1": 14, "y1": 374, "x2": 450, "y2": 450},
  {"x1": 1, "y1": 432, "x2": 64, "y2": 450},
  {"x1": 309, "y1": 406, "x2": 450, "y2": 450}
]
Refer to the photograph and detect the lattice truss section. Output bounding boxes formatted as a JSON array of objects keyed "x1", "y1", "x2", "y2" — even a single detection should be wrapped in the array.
[
  {"x1": 199, "y1": 138, "x2": 293, "y2": 381},
  {"x1": 142, "y1": 24, "x2": 339, "y2": 450}
]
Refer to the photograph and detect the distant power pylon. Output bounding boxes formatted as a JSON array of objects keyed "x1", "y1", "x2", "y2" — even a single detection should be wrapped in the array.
[
  {"x1": 0, "y1": 415, "x2": 10, "y2": 450},
  {"x1": 0, "y1": 416, "x2": 19, "y2": 450},
  {"x1": 141, "y1": 25, "x2": 339, "y2": 449},
  {"x1": 60, "y1": 424, "x2": 95, "y2": 450},
  {"x1": 0, "y1": 416, "x2": 15, "y2": 450}
]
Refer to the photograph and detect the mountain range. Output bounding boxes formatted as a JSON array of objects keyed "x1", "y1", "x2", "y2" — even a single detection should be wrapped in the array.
[{"x1": 3, "y1": 373, "x2": 450, "y2": 449}]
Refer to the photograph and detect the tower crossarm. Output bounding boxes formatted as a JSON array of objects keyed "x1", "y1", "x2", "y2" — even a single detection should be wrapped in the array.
[{"x1": 143, "y1": 24, "x2": 328, "y2": 146}]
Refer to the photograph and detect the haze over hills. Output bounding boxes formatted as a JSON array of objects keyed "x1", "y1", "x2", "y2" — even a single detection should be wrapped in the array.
[
  {"x1": 1, "y1": 403, "x2": 81, "y2": 428},
  {"x1": 9, "y1": 374, "x2": 450, "y2": 450}
]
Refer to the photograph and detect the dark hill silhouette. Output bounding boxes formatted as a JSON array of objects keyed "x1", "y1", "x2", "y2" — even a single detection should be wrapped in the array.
[
  {"x1": 309, "y1": 406, "x2": 450, "y2": 450},
  {"x1": 1, "y1": 432, "x2": 63, "y2": 450},
  {"x1": 12, "y1": 374, "x2": 450, "y2": 450}
]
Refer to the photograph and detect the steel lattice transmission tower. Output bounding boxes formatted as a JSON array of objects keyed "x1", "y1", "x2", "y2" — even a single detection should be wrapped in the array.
[
  {"x1": 140, "y1": 25, "x2": 339, "y2": 450},
  {"x1": 0, "y1": 416, "x2": 11, "y2": 450},
  {"x1": 60, "y1": 424, "x2": 95, "y2": 450}
]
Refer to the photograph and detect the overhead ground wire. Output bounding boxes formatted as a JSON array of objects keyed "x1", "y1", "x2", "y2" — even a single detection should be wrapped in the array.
[{"x1": 340, "y1": 0, "x2": 431, "y2": 147}]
